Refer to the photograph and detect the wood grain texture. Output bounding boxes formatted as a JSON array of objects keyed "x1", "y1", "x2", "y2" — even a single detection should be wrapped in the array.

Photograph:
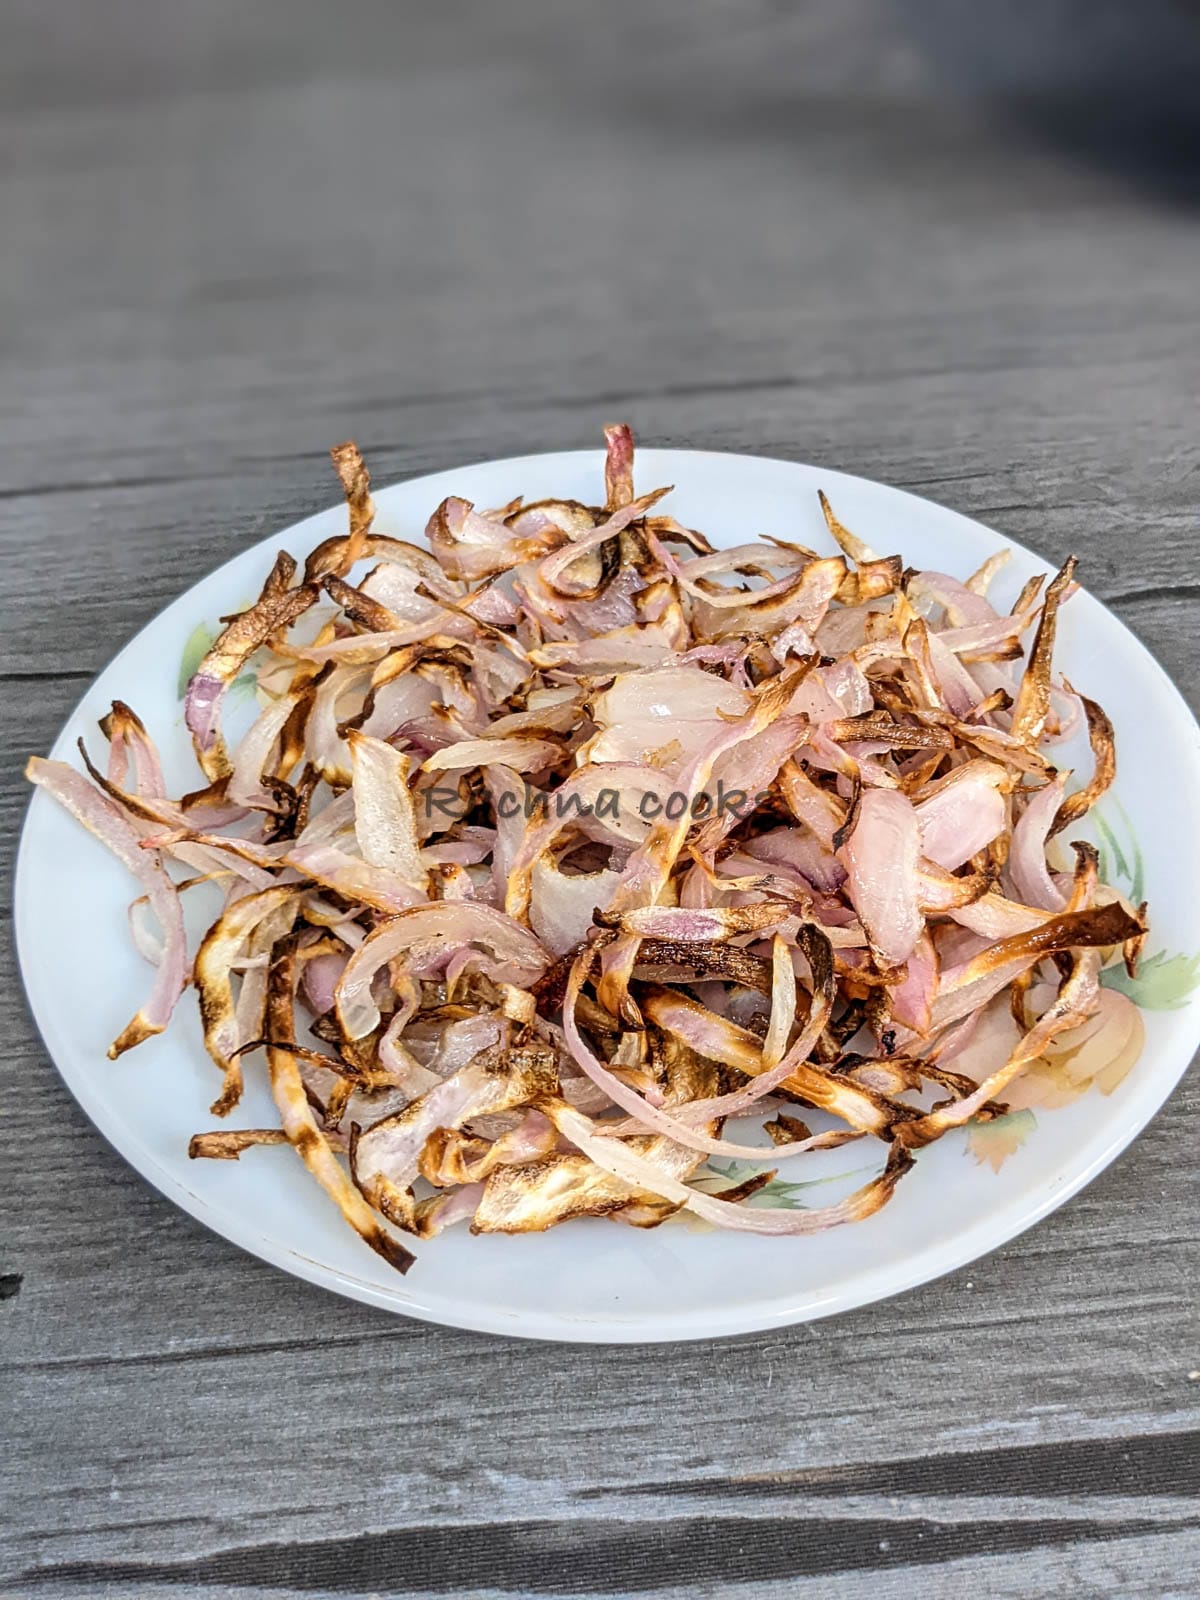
[{"x1": 2, "y1": 1, "x2": 1198, "y2": 1595}]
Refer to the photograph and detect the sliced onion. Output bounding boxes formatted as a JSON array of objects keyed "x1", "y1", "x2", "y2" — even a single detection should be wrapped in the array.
[
  {"x1": 607, "y1": 903, "x2": 789, "y2": 943},
  {"x1": 427, "y1": 496, "x2": 567, "y2": 581},
  {"x1": 195, "y1": 886, "x2": 300, "y2": 1114},
  {"x1": 185, "y1": 559, "x2": 316, "y2": 779},
  {"x1": 27, "y1": 758, "x2": 187, "y2": 1058},
  {"x1": 336, "y1": 904, "x2": 549, "y2": 1038},
  {"x1": 1008, "y1": 772, "x2": 1070, "y2": 911},
  {"x1": 264, "y1": 941, "x2": 416, "y2": 1272},
  {"x1": 421, "y1": 737, "x2": 561, "y2": 775},
  {"x1": 899, "y1": 948, "x2": 1102, "y2": 1147},
  {"x1": 105, "y1": 701, "x2": 167, "y2": 798},
  {"x1": 914, "y1": 760, "x2": 1008, "y2": 870},
  {"x1": 530, "y1": 856, "x2": 622, "y2": 956},
  {"x1": 591, "y1": 666, "x2": 749, "y2": 752},
  {"x1": 889, "y1": 930, "x2": 938, "y2": 1035},
  {"x1": 286, "y1": 842, "x2": 424, "y2": 914},
  {"x1": 347, "y1": 732, "x2": 429, "y2": 892},
  {"x1": 228, "y1": 692, "x2": 302, "y2": 809},
  {"x1": 504, "y1": 762, "x2": 675, "y2": 920},
  {"x1": 837, "y1": 789, "x2": 923, "y2": 967},
  {"x1": 351, "y1": 1047, "x2": 556, "y2": 1225},
  {"x1": 548, "y1": 1102, "x2": 911, "y2": 1236}
]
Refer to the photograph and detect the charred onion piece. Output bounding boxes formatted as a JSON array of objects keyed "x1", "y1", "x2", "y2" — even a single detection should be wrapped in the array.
[
  {"x1": 184, "y1": 557, "x2": 318, "y2": 780},
  {"x1": 266, "y1": 937, "x2": 416, "y2": 1273},
  {"x1": 188, "y1": 1129, "x2": 289, "y2": 1160}
]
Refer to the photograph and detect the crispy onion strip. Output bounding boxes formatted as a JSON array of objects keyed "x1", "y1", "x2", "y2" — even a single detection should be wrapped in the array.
[
  {"x1": 640, "y1": 987, "x2": 901, "y2": 1136},
  {"x1": 547, "y1": 1101, "x2": 913, "y2": 1236},
  {"x1": 1051, "y1": 690, "x2": 1116, "y2": 835},
  {"x1": 899, "y1": 951, "x2": 1104, "y2": 1148},
  {"x1": 27, "y1": 758, "x2": 187, "y2": 1059},
  {"x1": 562, "y1": 936, "x2": 861, "y2": 1162},
  {"x1": 188, "y1": 1129, "x2": 289, "y2": 1160},
  {"x1": 347, "y1": 731, "x2": 428, "y2": 892},
  {"x1": 929, "y1": 898, "x2": 1146, "y2": 1034},
  {"x1": 1009, "y1": 557, "x2": 1077, "y2": 747},
  {"x1": 597, "y1": 672, "x2": 802, "y2": 1017},
  {"x1": 184, "y1": 556, "x2": 317, "y2": 780},
  {"x1": 328, "y1": 440, "x2": 375, "y2": 575},
  {"x1": 195, "y1": 885, "x2": 300, "y2": 1116},
  {"x1": 336, "y1": 904, "x2": 550, "y2": 1039},
  {"x1": 264, "y1": 938, "x2": 416, "y2": 1273}
]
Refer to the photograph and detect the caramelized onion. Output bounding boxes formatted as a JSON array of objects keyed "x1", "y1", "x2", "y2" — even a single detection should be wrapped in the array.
[{"x1": 27, "y1": 423, "x2": 1149, "y2": 1272}]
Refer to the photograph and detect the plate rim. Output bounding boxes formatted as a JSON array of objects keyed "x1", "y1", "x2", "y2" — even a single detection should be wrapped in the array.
[{"x1": 15, "y1": 443, "x2": 1200, "y2": 1343}]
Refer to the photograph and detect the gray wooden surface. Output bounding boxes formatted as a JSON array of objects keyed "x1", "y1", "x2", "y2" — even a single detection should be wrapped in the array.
[{"x1": 2, "y1": 3, "x2": 1198, "y2": 1596}]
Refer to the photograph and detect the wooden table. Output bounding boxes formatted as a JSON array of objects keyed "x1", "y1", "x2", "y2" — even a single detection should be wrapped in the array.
[{"x1": 3, "y1": 3, "x2": 1197, "y2": 1594}]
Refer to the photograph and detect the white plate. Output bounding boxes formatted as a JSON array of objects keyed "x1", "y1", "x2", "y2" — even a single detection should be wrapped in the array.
[{"x1": 16, "y1": 447, "x2": 1200, "y2": 1342}]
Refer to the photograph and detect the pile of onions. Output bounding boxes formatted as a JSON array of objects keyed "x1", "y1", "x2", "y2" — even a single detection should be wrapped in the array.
[{"x1": 27, "y1": 424, "x2": 1147, "y2": 1273}]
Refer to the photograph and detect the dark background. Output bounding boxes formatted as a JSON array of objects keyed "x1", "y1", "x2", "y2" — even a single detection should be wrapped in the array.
[{"x1": 2, "y1": 2, "x2": 1198, "y2": 1596}]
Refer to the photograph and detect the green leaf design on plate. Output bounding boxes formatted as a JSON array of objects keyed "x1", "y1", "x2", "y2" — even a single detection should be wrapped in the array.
[
  {"x1": 1094, "y1": 806, "x2": 1139, "y2": 908},
  {"x1": 178, "y1": 609, "x2": 259, "y2": 704},
  {"x1": 1092, "y1": 800, "x2": 1144, "y2": 907},
  {"x1": 1089, "y1": 800, "x2": 1197, "y2": 1010},
  {"x1": 1101, "y1": 949, "x2": 1200, "y2": 1012},
  {"x1": 227, "y1": 671, "x2": 260, "y2": 706},
  {"x1": 178, "y1": 622, "x2": 218, "y2": 697},
  {"x1": 695, "y1": 1160, "x2": 875, "y2": 1210}
]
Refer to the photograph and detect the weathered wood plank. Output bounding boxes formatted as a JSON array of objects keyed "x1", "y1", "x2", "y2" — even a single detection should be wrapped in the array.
[
  {"x1": 7, "y1": 1430, "x2": 1199, "y2": 1593},
  {"x1": 13, "y1": 1531, "x2": 1200, "y2": 1600}
]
